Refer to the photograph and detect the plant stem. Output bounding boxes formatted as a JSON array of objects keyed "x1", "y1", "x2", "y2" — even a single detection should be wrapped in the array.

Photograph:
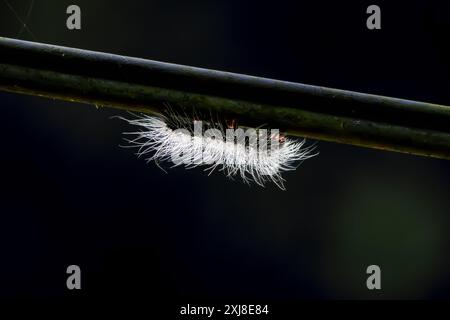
[{"x1": 1, "y1": 37, "x2": 449, "y2": 160}]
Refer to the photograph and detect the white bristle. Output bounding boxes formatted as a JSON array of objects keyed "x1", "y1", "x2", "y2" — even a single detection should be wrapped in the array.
[{"x1": 120, "y1": 113, "x2": 317, "y2": 190}]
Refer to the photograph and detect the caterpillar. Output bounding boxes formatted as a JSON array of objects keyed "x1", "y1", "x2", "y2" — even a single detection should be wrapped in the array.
[{"x1": 119, "y1": 108, "x2": 317, "y2": 190}]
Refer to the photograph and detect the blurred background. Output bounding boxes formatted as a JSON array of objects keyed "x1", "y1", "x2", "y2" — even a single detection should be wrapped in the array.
[{"x1": 0, "y1": 0, "x2": 449, "y2": 302}]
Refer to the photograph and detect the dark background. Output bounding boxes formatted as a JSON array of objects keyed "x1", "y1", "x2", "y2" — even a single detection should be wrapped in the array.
[{"x1": 0, "y1": 0, "x2": 449, "y2": 304}]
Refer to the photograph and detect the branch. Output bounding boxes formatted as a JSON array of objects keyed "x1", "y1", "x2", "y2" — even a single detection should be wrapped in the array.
[{"x1": 1, "y1": 37, "x2": 449, "y2": 159}]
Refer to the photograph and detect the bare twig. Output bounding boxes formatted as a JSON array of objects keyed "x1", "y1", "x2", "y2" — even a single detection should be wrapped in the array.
[{"x1": 0, "y1": 37, "x2": 449, "y2": 159}]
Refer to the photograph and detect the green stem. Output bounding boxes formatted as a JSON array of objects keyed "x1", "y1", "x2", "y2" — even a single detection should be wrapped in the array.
[{"x1": 1, "y1": 37, "x2": 449, "y2": 160}]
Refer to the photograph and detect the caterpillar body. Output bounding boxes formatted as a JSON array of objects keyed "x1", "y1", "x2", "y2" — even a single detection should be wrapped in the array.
[{"x1": 120, "y1": 109, "x2": 317, "y2": 190}]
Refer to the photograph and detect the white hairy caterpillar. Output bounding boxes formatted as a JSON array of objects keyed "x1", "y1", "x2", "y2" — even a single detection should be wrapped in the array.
[{"x1": 119, "y1": 109, "x2": 317, "y2": 190}]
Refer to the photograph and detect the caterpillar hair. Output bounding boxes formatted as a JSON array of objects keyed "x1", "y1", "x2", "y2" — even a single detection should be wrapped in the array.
[{"x1": 119, "y1": 108, "x2": 317, "y2": 190}]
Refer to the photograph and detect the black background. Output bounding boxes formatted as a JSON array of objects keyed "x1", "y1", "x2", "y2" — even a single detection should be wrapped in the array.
[{"x1": 1, "y1": 0, "x2": 450, "y2": 308}]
